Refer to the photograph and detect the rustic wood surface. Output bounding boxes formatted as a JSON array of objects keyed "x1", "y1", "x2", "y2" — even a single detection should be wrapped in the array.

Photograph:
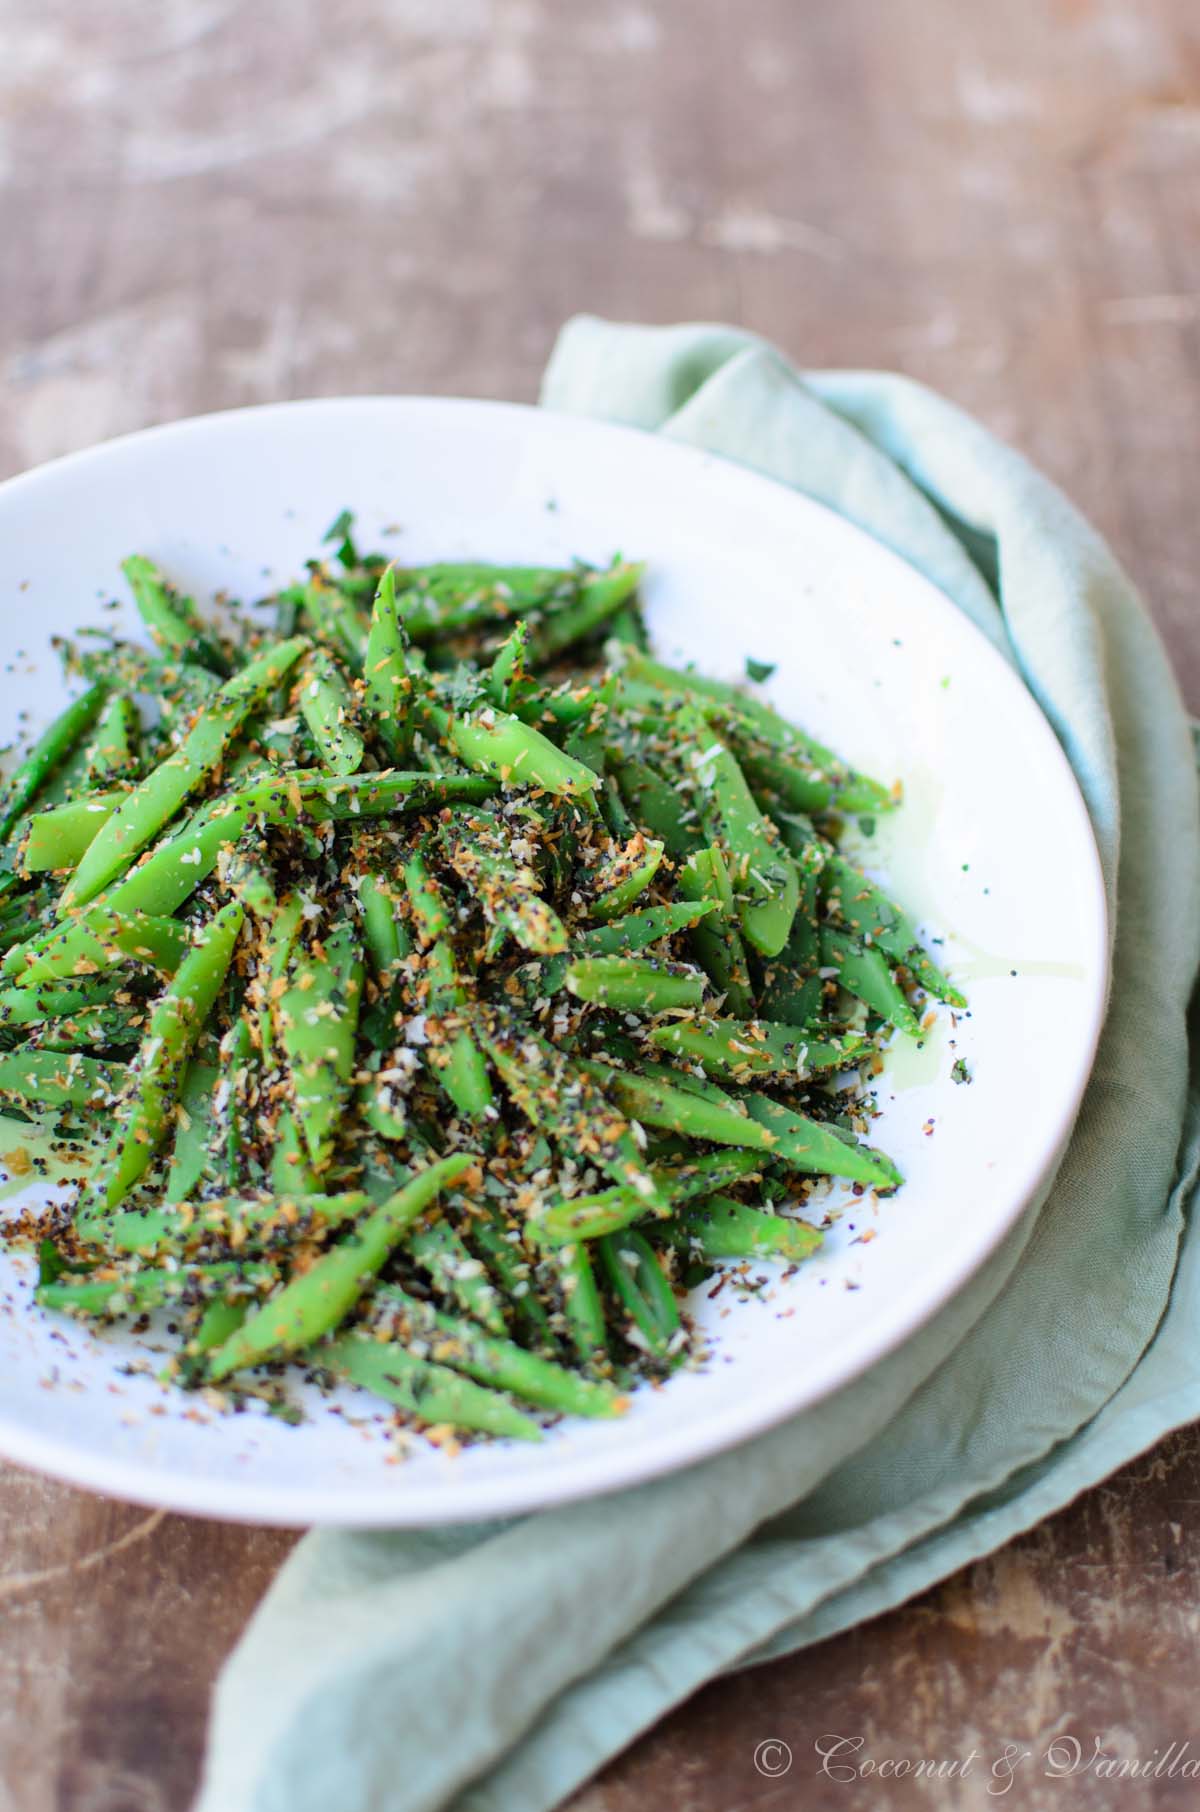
[{"x1": 1, "y1": 1, "x2": 1198, "y2": 1808}]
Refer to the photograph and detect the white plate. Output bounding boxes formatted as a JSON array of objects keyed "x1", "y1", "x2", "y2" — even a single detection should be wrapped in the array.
[{"x1": 0, "y1": 399, "x2": 1106, "y2": 1526}]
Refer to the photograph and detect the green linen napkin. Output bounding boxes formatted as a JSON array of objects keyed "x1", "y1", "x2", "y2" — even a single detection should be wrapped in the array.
[{"x1": 197, "y1": 321, "x2": 1200, "y2": 1812}]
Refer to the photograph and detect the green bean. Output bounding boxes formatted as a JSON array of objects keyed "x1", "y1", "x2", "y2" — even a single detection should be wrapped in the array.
[
  {"x1": 574, "y1": 898, "x2": 719, "y2": 961},
  {"x1": 819, "y1": 925, "x2": 920, "y2": 1035},
  {"x1": 564, "y1": 956, "x2": 706, "y2": 1013},
  {"x1": 399, "y1": 856, "x2": 493, "y2": 1118},
  {"x1": 612, "y1": 757, "x2": 702, "y2": 859},
  {"x1": 586, "y1": 1058, "x2": 774, "y2": 1153},
  {"x1": 588, "y1": 834, "x2": 664, "y2": 920},
  {"x1": 0, "y1": 683, "x2": 106, "y2": 845},
  {"x1": 358, "y1": 868, "x2": 410, "y2": 979},
  {"x1": 322, "y1": 1333, "x2": 540, "y2": 1441},
  {"x1": 424, "y1": 945, "x2": 494, "y2": 1119},
  {"x1": 297, "y1": 648, "x2": 364, "y2": 775},
  {"x1": 7, "y1": 771, "x2": 493, "y2": 988},
  {"x1": 486, "y1": 621, "x2": 534, "y2": 715},
  {"x1": 101, "y1": 1189, "x2": 371, "y2": 1258},
  {"x1": 205, "y1": 1154, "x2": 474, "y2": 1379},
  {"x1": 374, "y1": 1285, "x2": 621, "y2": 1417},
  {"x1": 92, "y1": 907, "x2": 187, "y2": 976},
  {"x1": 741, "y1": 1093, "x2": 903, "y2": 1189},
  {"x1": 484, "y1": 1026, "x2": 664, "y2": 1208},
  {"x1": 269, "y1": 1108, "x2": 321, "y2": 1196},
  {"x1": 529, "y1": 560, "x2": 644, "y2": 661},
  {"x1": 549, "y1": 1239, "x2": 607, "y2": 1365},
  {"x1": 362, "y1": 566, "x2": 411, "y2": 758},
  {"x1": 534, "y1": 1149, "x2": 765, "y2": 1244},
  {"x1": 59, "y1": 637, "x2": 309, "y2": 910},
  {"x1": 532, "y1": 1187, "x2": 648, "y2": 1244},
  {"x1": 26, "y1": 1002, "x2": 143, "y2": 1054},
  {"x1": 402, "y1": 848, "x2": 452, "y2": 943},
  {"x1": 615, "y1": 647, "x2": 894, "y2": 815},
  {"x1": 75, "y1": 900, "x2": 244, "y2": 1232},
  {"x1": 0, "y1": 1049, "x2": 124, "y2": 1112},
  {"x1": 664, "y1": 1195, "x2": 823, "y2": 1264},
  {"x1": 277, "y1": 918, "x2": 363, "y2": 1170},
  {"x1": 37, "y1": 1260, "x2": 256, "y2": 1319},
  {"x1": 655, "y1": 1147, "x2": 766, "y2": 1200},
  {"x1": 648, "y1": 1017, "x2": 867, "y2": 1081},
  {"x1": 440, "y1": 810, "x2": 568, "y2": 956},
  {"x1": 86, "y1": 695, "x2": 140, "y2": 783},
  {"x1": 393, "y1": 563, "x2": 578, "y2": 640},
  {"x1": 165, "y1": 1060, "x2": 219, "y2": 1203},
  {"x1": 679, "y1": 707, "x2": 798, "y2": 957},
  {"x1": 677, "y1": 846, "x2": 755, "y2": 1016},
  {"x1": 0, "y1": 975, "x2": 129, "y2": 1038},
  {"x1": 818, "y1": 849, "x2": 964, "y2": 1007},
  {"x1": 121, "y1": 555, "x2": 232, "y2": 676},
  {"x1": 607, "y1": 603, "x2": 647, "y2": 650},
  {"x1": 420, "y1": 695, "x2": 600, "y2": 800},
  {"x1": 598, "y1": 1230, "x2": 680, "y2": 1359},
  {"x1": 295, "y1": 577, "x2": 367, "y2": 667},
  {"x1": 407, "y1": 1219, "x2": 507, "y2": 1335},
  {"x1": 210, "y1": 1016, "x2": 254, "y2": 1187},
  {"x1": 186, "y1": 1297, "x2": 249, "y2": 1363},
  {"x1": 469, "y1": 1209, "x2": 557, "y2": 1351},
  {"x1": 22, "y1": 792, "x2": 124, "y2": 873}
]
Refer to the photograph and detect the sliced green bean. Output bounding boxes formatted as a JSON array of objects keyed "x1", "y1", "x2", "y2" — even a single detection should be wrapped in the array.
[
  {"x1": 664, "y1": 1195, "x2": 823, "y2": 1264},
  {"x1": 677, "y1": 846, "x2": 755, "y2": 1016},
  {"x1": 362, "y1": 566, "x2": 411, "y2": 759},
  {"x1": 549, "y1": 1239, "x2": 607, "y2": 1365},
  {"x1": 0, "y1": 683, "x2": 106, "y2": 845},
  {"x1": 741, "y1": 1092, "x2": 903, "y2": 1189},
  {"x1": 529, "y1": 560, "x2": 644, "y2": 661},
  {"x1": 60, "y1": 637, "x2": 309, "y2": 910},
  {"x1": 679, "y1": 707, "x2": 798, "y2": 958},
  {"x1": 86, "y1": 694, "x2": 140, "y2": 783},
  {"x1": 297, "y1": 648, "x2": 364, "y2": 776},
  {"x1": 277, "y1": 919, "x2": 363, "y2": 1170},
  {"x1": 121, "y1": 555, "x2": 231, "y2": 676},
  {"x1": 374, "y1": 1285, "x2": 620, "y2": 1417},
  {"x1": 407, "y1": 1218, "x2": 507, "y2": 1335},
  {"x1": 37, "y1": 1260, "x2": 257, "y2": 1319},
  {"x1": 22, "y1": 792, "x2": 124, "y2": 873},
  {"x1": 565, "y1": 956, "x2": 706, "y2": 1012},
  {"x1": 648, "y1": 1017, "x2": 867, "y2": 1081},
  {"x1": 420, "y1": 695, "x2": 599, "y2": 800},
  {"x1": 598, "y1": 1229, "x2": 681, "y2": 1359},
  {"x1": 206, "y1": 1154, "x2": 474, "y2": 1378},
  {"x1": 588, "y1": 833, "x2": 664, "y2": 920},
  {"x1": 0, "y1": 1049, "x2": 124, "y2": 1113},
  {"x1": 322, "y1": 1332, "x2": 540, "y2": 1441},
  {"x1": 819, "y1": 926, "x2": 920, "y2": 1035},
  {"x1": 76, "y1": 900, "x2": 244, "y2": 1232}
]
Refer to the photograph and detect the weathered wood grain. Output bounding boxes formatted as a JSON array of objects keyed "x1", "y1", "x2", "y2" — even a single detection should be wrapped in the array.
[{"x1": 0, "y1": 1, "x2": 1197, "y2": 1808}]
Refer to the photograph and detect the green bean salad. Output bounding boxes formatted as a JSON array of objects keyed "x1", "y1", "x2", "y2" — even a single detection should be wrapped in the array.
[{"x1": 0, "y1": 517, "x2": 964, "y2": 1445}]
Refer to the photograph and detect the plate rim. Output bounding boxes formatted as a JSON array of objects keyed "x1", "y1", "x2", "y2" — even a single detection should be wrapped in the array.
[{"x1": 0, "y1": 394, "x2": 1109, "y2": 1525}]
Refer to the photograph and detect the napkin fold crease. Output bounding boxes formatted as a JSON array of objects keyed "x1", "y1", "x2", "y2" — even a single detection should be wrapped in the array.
[{"x1": 197, "y1": 319, "x2": 1200, "y2": 1812}]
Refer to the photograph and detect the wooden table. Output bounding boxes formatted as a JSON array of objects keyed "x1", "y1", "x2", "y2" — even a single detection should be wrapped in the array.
[{"x1": 2, "y1": 3, "x2": 1198, "y2": 1807}]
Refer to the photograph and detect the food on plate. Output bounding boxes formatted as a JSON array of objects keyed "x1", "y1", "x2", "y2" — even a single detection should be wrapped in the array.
[{"x1": 0, "y1": 516, "x2": 963, "y2": 1443}]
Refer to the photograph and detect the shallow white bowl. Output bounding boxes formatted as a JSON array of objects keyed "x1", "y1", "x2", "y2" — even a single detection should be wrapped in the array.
[{"x1": 0, "y1": 398, "x2": 1107, "y2": 1526}]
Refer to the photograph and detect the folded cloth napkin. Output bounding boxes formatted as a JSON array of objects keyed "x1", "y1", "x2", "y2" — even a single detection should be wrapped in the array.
[{"x1": 197, "y1": 321, "x2": 1200, "y2": 1812}]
